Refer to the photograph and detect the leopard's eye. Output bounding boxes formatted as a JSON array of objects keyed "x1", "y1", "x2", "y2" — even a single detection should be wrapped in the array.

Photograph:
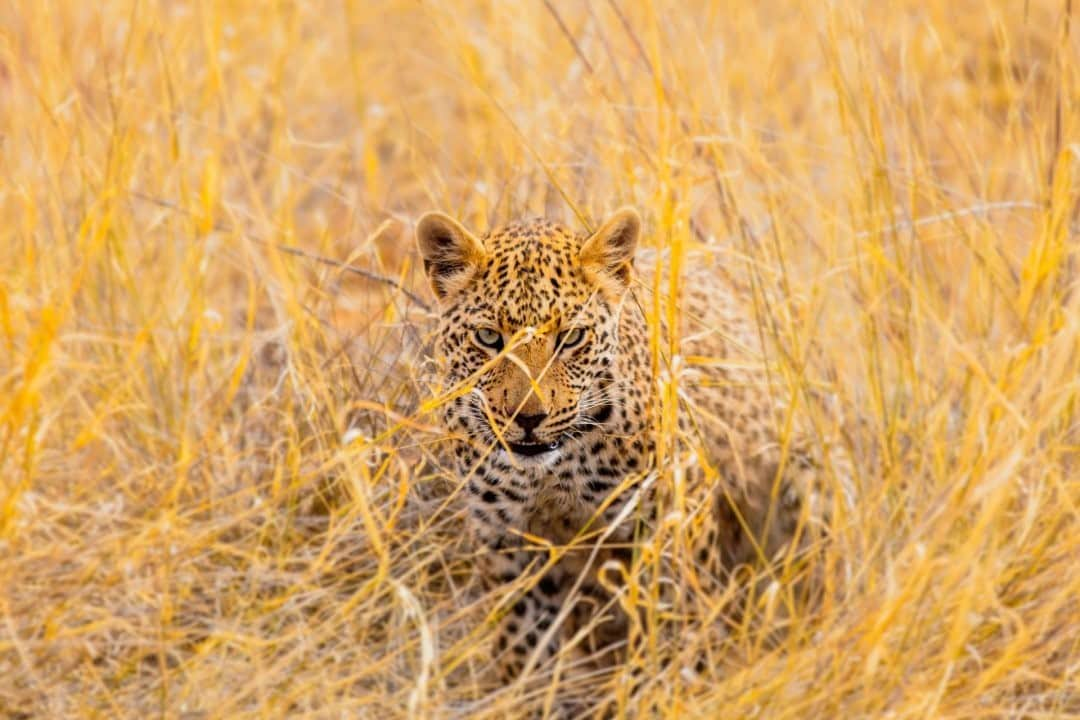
[
  {"x1": 474, "y1": 327, "x2": 504, "y2": 350},
  {"x1": 557, "y1": 327, "x2": 586, "y2": 350}
]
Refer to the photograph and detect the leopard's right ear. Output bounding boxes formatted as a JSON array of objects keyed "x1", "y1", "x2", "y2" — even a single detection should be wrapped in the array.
[{"x1": 415, "y1": 212, "x2": 486, "y2": 302}]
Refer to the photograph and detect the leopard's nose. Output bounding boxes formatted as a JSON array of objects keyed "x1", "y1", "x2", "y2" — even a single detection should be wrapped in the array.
[{"x1": 513, "y1": 413, "x2": 547, "y2": 433}]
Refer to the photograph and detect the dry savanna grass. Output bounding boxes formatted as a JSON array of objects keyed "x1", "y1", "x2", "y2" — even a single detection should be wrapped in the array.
[{"x1": 1, "y1": 0, "x2": 1078, "y2": 717}]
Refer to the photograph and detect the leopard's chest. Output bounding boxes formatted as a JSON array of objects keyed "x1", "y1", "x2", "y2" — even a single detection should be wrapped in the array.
[{"x1": 486, "y1": 441, "x2": 634, "y2": 543}]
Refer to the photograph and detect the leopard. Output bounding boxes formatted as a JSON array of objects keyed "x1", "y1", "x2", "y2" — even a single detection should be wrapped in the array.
[{"x1": 415, "y1": 206, "x2": 849, "y2": 697}]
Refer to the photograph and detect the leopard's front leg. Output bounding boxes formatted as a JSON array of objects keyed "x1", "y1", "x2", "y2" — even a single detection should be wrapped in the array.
[{"x1": 466, "y1": 473, "x2": 569, "y2": 685}]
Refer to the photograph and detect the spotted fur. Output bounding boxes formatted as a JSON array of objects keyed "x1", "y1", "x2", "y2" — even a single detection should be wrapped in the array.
[{"x1": 416, "y1": 207, "x2": 847, "y2": 689}]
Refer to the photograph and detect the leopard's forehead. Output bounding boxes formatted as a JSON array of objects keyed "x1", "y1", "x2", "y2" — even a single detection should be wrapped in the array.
[
  {"x1": 481, "y1": 218, "x2": 582, "y2": 264},
  {"x1": 465, "y1": 218, "x2": 601, "y2": 328}
]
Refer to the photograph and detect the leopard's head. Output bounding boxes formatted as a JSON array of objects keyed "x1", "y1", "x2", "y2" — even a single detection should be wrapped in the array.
[{"x1": 417, "y1": 208, "x2": 643, "y2": 463}]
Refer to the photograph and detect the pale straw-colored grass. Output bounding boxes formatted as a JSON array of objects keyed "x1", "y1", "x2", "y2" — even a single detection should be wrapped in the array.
[{"x1": 1, "y1": 1, "x2": 1077, "y2": 717}]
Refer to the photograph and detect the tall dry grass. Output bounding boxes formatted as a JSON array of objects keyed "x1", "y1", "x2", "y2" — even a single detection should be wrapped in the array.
[{"x1": 1, "y1": 0, "x2": 1078, "y2": 717}]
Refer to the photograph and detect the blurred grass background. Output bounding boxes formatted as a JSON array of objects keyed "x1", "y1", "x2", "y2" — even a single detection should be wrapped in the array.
[{"x1": 1, "y1": 0, "x2": 1078, "y2": 717}]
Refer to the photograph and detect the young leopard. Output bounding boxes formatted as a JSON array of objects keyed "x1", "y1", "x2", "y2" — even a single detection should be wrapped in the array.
[{"x1": 416, "y1": 207, "x2": 844, "y2": 688}]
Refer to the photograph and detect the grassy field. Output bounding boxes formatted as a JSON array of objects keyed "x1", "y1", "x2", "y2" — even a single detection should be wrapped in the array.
[{"x1": 2, "y1": 0, "x2": 1078, "y2": 717}]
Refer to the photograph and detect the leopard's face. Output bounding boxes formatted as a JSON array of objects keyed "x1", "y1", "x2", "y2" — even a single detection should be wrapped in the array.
[{"x1": 417, "y1": 210, "x2": 642, "y2": 464}]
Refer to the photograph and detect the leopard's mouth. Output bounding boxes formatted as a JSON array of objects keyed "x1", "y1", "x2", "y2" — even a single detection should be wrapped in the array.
[
  {"x1": 506, "y1": 440, "x2": 562, "y2": 457},
  {"x1": 480, "y1": 401, "x2": 614, "y2": 458}
]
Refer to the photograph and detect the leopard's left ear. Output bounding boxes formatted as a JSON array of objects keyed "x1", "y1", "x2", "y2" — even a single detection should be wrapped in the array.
[{"x1": 579, "y1": 207, "x2": 641, "y2": 286}]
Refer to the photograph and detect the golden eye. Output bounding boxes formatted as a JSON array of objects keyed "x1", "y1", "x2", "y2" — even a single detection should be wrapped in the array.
[
  {"x1": 474, "y1": 327, "x2": 504, "y2": 350},
  {"x1": 557, "y1": 327, "x2": 586, "y2": 350}
]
